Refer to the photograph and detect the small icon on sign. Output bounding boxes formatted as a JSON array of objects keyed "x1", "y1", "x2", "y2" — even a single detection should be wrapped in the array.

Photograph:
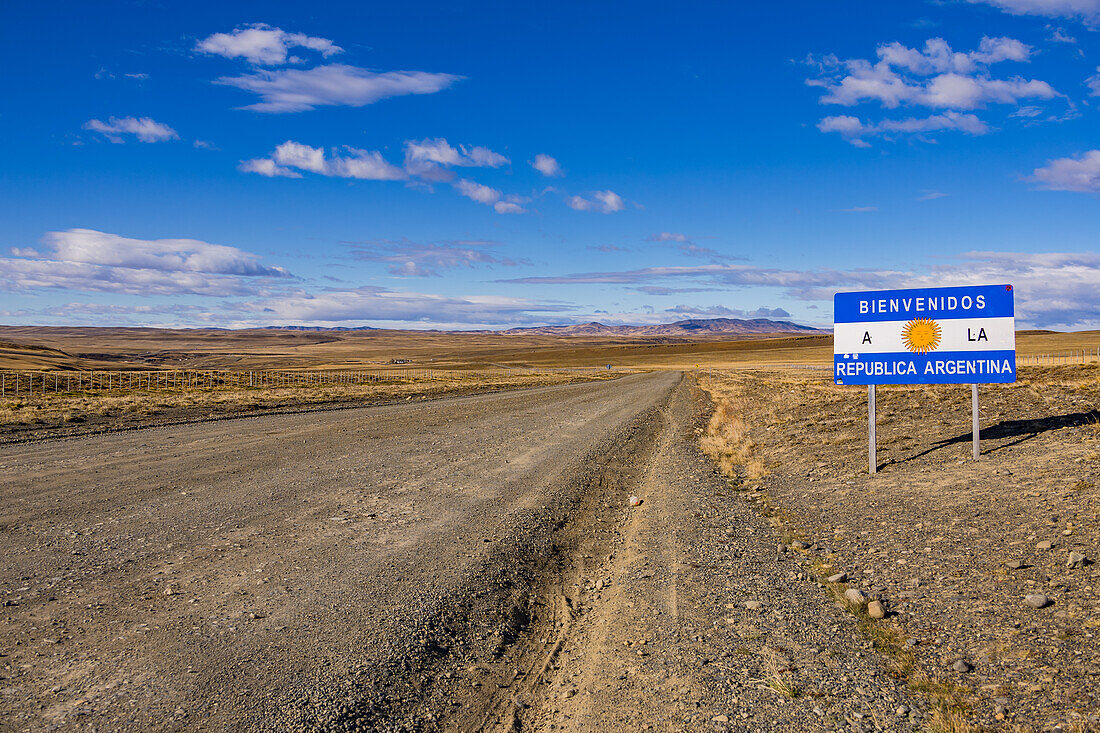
[{"x1": 902, "y1": 318, "x2": 941, "y2": 354}]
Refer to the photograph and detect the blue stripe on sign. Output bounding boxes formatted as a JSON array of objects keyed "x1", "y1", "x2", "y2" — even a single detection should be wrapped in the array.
[
  {"x1": 834, "y1": 284, "x2": 1013, "y2": 324},
  {"x1": 833, "y1": 350, "x2": 1016, "y2": 385}
]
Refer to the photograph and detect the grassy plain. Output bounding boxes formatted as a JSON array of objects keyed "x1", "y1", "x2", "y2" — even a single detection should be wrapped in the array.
[
  {"x1": 1, "y1": 325, "x2": 1097, "y2": 372},
  {"x1": 695, "y1": 365, "x2": 1100, "y2": 730}
]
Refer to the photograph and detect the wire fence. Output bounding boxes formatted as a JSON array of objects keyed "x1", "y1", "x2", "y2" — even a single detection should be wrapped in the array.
[
  {"x1": 1018, "y1": 349, "x2": 1100, "y2": 366},
  {"x1": 0, "y1": 367, "x2": 611, "y2": 398}
]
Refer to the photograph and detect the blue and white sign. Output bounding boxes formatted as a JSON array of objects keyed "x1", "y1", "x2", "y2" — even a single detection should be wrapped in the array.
[{"x1": 834, "y1": 284, "x2": 1016, "y2": 385}]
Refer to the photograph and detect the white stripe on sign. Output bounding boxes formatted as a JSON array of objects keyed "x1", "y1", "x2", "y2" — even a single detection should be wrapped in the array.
[{"x1": 834, "y1": 316, "x2": 1014, "y2": 355}]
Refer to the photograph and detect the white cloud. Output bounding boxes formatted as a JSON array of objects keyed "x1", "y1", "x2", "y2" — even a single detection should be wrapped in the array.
[
  {"x1": 917, "y1": 191, "x2": 950, "y2": 200},
  {"x1": 247, "y1": 286, "x2": 562, "y2": 325},
  {"x1": 42, "y1": 229, "x2": 286, "y2": 276},
  {"x1": 494, "y1": 201, "x2": 526, "y2": 214},
  {"x1": 966, "y1": 0, "x2": 1100, "y2": 22},
  {"x1": 567, "y1": 190, "x2": 625, "y2": 213},
  {"x1": 242, "y1": 141, "x2": 406, "y2": 180},
  {"x1": 875, "y1": 37, "x2": 1030, "y2": 76},
  {"x1": 842, "y1": 206, "x2": 878, "y2": 212},
  {"x1": 403, "y1": 138, "x2": 509, "y2": 178},
  {"x1": 348, "y1": 239, "x2": 522, "y2": 277},
  {"x1": 818, "y1": 111, "x2": 988, "y2": 146},
  {"x1": 808, "y1": 38, "x2": 1059, "y2": 142},
  {"x1": 214, "y1": 64, "x2": 462, "y2": 112},
  {"x1": 238, "y1": 157, "x2": 302, "y2": 178},
  {"x1": 196, "y1": 24, "x2": 342, "y2": 65},
  {"x1": 647, "y1": 232, "x2": 690, "y2": 243},
  {"x1": 1087, "y1": 67, "x2": 1100, "y2": 95},
  {"x1": 1031, "y1": 149, "x2": 1100, "y2": 192},
  {"x1": 453, "y1": 178, "x2": 501, "y2": 205},
  {"x1": 83, "y1": 116, "x2": 179, "y2": 143},
  {"x1": 531, "y1": 154, "x2": 563, "y2": 177},
  {"x1": 0, "y1": 229, "x2": 288, "y2": 297},
  {"x1": 502, "y1": 252, "x2": 1100, "y2": 328}
]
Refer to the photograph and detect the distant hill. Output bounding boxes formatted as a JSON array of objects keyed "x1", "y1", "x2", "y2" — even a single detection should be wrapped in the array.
[{"x1": 499, "y1": 318, "x2": 823, "y2": 337}]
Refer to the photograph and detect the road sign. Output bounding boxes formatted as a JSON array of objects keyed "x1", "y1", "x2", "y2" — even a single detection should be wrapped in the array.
[{"x1": 834, "y1": 284, "x2": 1015, "y2": 386}]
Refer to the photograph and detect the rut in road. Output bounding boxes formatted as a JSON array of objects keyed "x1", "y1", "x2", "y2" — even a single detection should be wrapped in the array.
[{"x1": 476, "y1": 376, "x2": 924, "y2": 732}]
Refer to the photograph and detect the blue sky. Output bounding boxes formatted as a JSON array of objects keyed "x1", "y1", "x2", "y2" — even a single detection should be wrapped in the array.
[{"x1": 2, "y1": 0, "x2": 1099, "y2": 330}]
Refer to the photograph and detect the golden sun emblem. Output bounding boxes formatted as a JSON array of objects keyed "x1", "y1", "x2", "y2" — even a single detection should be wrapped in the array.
[{"x1": 902, "y1": 318, "x2": 942, "y2": 353}]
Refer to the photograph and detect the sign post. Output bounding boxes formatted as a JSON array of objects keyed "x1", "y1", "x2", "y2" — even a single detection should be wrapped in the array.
[
  {"x1": 868, "y1": 385, "x2": 876, "y2": 475},
  {"x1": 834, "y1": 284, "x2": 1015, "y2": 474},
  {"x1": 972, "y1": 383, "x2": 980, "y2": 460}
]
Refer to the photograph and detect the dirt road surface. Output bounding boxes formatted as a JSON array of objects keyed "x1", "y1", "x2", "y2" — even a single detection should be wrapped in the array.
[{"x1": 2, "y1": 372, "x2": 924, "y2": 732}]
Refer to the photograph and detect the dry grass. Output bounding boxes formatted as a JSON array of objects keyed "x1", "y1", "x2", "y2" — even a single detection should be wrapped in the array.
[
  {"x1": 0, "y1": 370, "x2": 624, "y2": 435},
  {"x1": 697, "y1": 372, "x2": 765, "y2": 480}
]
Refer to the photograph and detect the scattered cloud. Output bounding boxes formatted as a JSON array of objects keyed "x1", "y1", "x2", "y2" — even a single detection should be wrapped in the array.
[
  {"x1": 196, "y1": 24, "x2": 342, "y2": 66},
  {"x1": 348, "y1": 239, "x2": 522, "y2": 277},
  {"x1": 589, "y1": 244, "x2": 631, "y2": 253},
  {"x1": 841, "y1": 206, "x2": 879, "y2": 212},
  {"x1": 239, "y1": 157, "x2": 302, "y2": 178},
  {"x1": 83, "y1": 116, "x2": 179, "y2": 143},
  {"x1": 1087, "y1": 67, "x2": 1100, "y2": 95},
  {"x1": 453, "y1": 178, "x2": 501, "y2": 205},
  {"x1": 807, "y1": 37, "x2": 1062, "y2": 145},
  {"x1": 246, "y1": 285, "x2": 563, "y2": 326},
  {"x1": 448, "y1": 179, "x2": 528, "y2": 214},
  {"x1": 673, "y1": 244, "x2": 744, "y2": 262},
  {"x1": 531, "y1": 154, "x2": 563, "y2": 177},
  {"x1": 1049, "y1": 27, "x2": 1078, "y2": 42},
  {"x1": 663, "y1": 304, "x2": 792, "y2": 319},
  {"x1": 241, "y1": 140, "x2": 406, "y2": 180},
  {"x1": 632, "y1": 285, "x2": 718, "y2": 295},
  {"x1": 966, "y1": 0, "x2": 1100, "y2": 23},
  {"x1": 1030, "y1": 149, "x2": 1100, "y2": 192},
  {"x1": 646, "y1": 232, "x2": 690, "y2": 243},
  {"x1": 917, "y1": 190, "x2": 950, "y2": 200},
  {"x1": 567, "y1": 190, "x2": 625, "y2": 213},
  {"x1": 94, "y1": 69, "x2": 150, "y2": 81},
  {"x1": 404, "y1": 138, "x2": 508, "y2": 179},
  {"x1": 500, "y1": 251, "x2": 1100, "y2": 328},
  {"x1": 0, "y1": 229, "x2": 288, "y2": 297},
  {"x1": 214, "y1": 64, "x2": 462, "y2": 112},
  {"x1": 241, "y1": 137, "x2": 527, "y2": 213},
  {"x1": 818, "y1": 111, "x2": 989, "y2": 146}
]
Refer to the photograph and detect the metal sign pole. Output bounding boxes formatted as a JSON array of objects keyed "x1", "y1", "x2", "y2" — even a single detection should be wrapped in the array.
[
  {"x1": 868, "y1": 384, "x2": 877, "y2": 475},
  {"x1": 972, "y1": 384, "x2": 980, "y2": 460}
]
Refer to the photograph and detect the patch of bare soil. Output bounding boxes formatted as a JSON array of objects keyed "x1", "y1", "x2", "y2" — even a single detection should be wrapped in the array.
[{"x1": 697, "y1": 365, "x2": 1100, "y2": 732}]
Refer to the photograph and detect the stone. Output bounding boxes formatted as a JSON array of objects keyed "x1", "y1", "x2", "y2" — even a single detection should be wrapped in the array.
[
  {"x1": 1067, "y1": 552, "x2": 1088, "y2": 569},
  {"x1": 844, "y1": 588, "x2": 868, "y2": 606},
  {"x1": 744, "y1": 600, "x2": 763, "y2": 611},
  {"x1": 628, "y1": 496, "x2": 642, "y2": 507},
  {"x1": 791, "y1": 540, "x2": 809, "y2": 550},
  {"x1": 1005, "y1": 560, "x2": 1024, "y2": 570},
  {"x1": 827, "y1": 573, "x2": 847, "y2": 583},
  {"x1": 867, "y1": 600, "x2": 886, "y2": 619},
  {"x1": 1024, "y1": 594, "x2": 1051, "y2": 609},
  {"x1": 712, "y1": 715, "x2": 729, "y2": 723},
  {"x1": 1036, "y1": 540, "x2": 1053, "y2": 551},
  {"x1": 952, "y1": 660, "x2": 972, "y2": 673}
]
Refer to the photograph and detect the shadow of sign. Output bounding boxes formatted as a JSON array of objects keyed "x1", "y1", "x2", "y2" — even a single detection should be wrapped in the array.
[{"x1": 894, "y1": 409, "x2": 1100, "y2": 465}]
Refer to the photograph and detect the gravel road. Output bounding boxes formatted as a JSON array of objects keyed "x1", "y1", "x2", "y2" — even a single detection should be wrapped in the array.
[{"x1": 0, "y1": 373, "x2": 679, "y2": 731}]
